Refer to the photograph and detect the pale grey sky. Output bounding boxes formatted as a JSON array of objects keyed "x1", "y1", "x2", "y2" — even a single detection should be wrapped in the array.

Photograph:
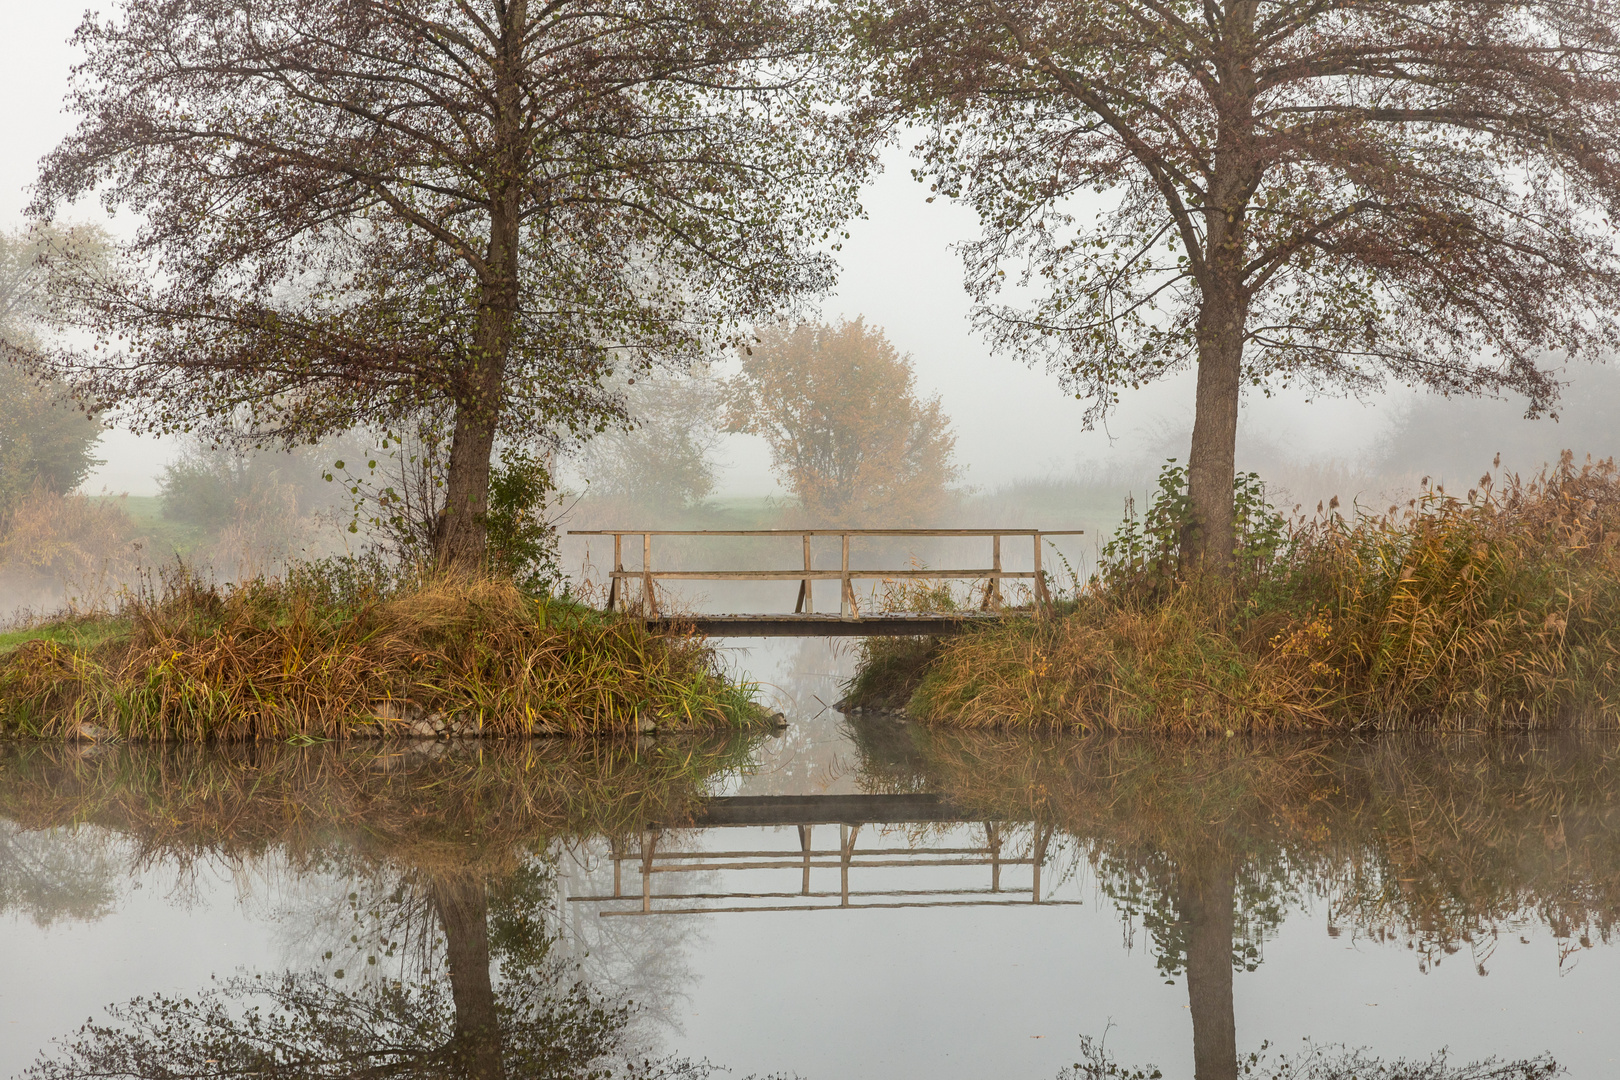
[{"x1": 0, "y1": 4, "x2": 1470, "y2": 498}]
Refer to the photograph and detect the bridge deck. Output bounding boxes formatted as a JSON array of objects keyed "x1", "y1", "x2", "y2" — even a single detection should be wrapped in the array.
[{"x1": 648, "y1": 612, "x2": 1011, "y2": 637}]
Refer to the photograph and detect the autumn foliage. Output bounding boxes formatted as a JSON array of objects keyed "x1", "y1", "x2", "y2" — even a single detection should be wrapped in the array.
[{"x1": 728, "y1": 319, "x2": 960, "y2": 525}]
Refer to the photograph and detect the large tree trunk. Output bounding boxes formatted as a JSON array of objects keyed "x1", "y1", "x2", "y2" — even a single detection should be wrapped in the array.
[
  {"x1": 1185, "y1": 295, "x2": 1246, "y2": 571},
  {"x1": 430, "y1": 873, "x2": 506, "y2": 1080},
  {"x1": 437, "y1": 357, "x2": 506, "y2": 570},
  {"x1": 1185, "y1": 20, "x2": 1258, "y2": 576},
  {"x1": 1180, "y1": 860, "x2": 1239, "y2": 1080},
  {"x1": 433, "y1": 0, "x2": 527, "y2": 572}
]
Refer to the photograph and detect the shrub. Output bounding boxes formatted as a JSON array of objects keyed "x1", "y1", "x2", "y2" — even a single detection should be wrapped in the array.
[{"x1": 0, "y1": 486, "x2": 137, "y2": 613}]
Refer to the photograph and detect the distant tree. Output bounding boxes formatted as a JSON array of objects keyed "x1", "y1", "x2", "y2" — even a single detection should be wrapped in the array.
[
  {"x1": 728, "y1": 320, "x2": 960, "y2": 525},
  {"x1": 0, "y1": 823, "x2": 121, "y2": 929},
  {"x1": 158, "y1": 440, "x2": 335, "y2": 533},
  {"x1": 1376, "y1": 364, "x2": 1620, "y2": 485},
  {"x1": 863, "y1": 0, "x2": 1620, "y2": 571},
  {"x1": 0, "y1": 226, "x2": 106, "y2": 524},
  {"x1": 580, "y1": 367, "x2": 727, "y2": 514},
  {"x1": 31, "y1": 0, "x2": 874, "y2": 570},
  {"x1": 0, "y1": 369, "x2": 104, "y2": 524}
]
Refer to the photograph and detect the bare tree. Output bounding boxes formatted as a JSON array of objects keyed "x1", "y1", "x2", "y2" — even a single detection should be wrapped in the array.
[
  {"x1": 864, "y1": 0, "x2": 1620, "y2": 568},
  {"x1": 32, "y1": 0, "x2": 874, "y2": 568}
]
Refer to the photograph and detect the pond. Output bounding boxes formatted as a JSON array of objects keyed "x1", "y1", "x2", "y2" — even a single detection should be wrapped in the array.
[{"x1": 1, "y1": 639, "x2": 1616, "y2": 1079}]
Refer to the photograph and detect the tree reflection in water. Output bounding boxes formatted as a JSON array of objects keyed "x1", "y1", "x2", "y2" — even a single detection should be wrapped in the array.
[
  {"x1": 850, "y1": 721, "x2": 1620, "y2": 1080},
  {"x1": 0, "y1": 738, "x2": 763, "y2": 1080},
  {"x1": 1060, "y1": 1037, "x2": 1559, "y2": 1080},
  {"x1": 2, "y1": 728, "x2": 1613, "y2": 1079},
  {"x1": 25, "y1": 871, "x2": 703, "y2": 1080}
]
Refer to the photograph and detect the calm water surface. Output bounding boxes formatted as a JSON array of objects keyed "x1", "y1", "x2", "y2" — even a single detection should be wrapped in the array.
[{"x1": 1, "y1": 640, "x2": 1617, "y2": 1079}]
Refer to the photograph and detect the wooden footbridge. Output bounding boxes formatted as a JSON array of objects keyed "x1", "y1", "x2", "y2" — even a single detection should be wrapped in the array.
[
  {"x1": 566, "y1": 528, "x2": 1084, "y2": 636},
  {"x1": 565, "y1": 793, "x2": 1067, "y2": 916}
]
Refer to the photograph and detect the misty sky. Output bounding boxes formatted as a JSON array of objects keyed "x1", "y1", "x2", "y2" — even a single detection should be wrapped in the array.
[{"x1": 0, "y1": 5, "x2": 1562, "y2": 498}]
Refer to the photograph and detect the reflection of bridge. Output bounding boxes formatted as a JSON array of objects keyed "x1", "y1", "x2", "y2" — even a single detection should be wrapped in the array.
[
  {"x1": 566, "y1": 528, "x2": 1084, "y2": 636},
  {"x1": 567, "y1": 794, "x2": 1068, "y2": 916}
]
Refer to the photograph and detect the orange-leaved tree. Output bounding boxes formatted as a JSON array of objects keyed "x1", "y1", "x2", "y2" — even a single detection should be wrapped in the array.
[{"x1": 729, "y1": 319, "x2": 960, "y2": 526}]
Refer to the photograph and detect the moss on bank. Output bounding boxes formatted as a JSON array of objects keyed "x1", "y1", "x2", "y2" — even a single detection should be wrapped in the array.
[
  {"x1": 0, "y1": 571, "x2": 761, "y2": 741},
  {"x1": 849, "y1": 457, "x2": 1620, "y2": 730}
]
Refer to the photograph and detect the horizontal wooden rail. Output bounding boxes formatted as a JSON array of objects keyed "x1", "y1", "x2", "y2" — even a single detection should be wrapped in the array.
[
  {"x1": 604, "y1": 568, "x2": 1039, "y2": 581},
  {"x1": 568, "y1": 528, "x2": 1085, "y2": 537},
  {"x1": 568, "y1": 527, "x2": 1084, "y2": 622}
]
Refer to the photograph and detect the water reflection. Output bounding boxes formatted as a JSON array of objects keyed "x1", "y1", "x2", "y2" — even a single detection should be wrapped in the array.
[
  {"x1": 849, "y1": 722, "x2": 1620, "y2": 1079},
  {"x1": 28, "y1": 870, "x2": 670, "y2": 1080},
  {"x1": 0, "y1": 737, "x2": 758, "y2": 1080},
  {"x1": 0, "y1": 728, "x2": 1613, "y2": 1078}
]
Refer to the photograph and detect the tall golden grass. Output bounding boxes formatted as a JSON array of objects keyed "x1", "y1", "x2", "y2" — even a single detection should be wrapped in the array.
[
  {"x1": 0, "y1": 569, "x2": 761, "y2": 740},
  {"x1": 854, "y1": 455, "x2": 1620, "y2": 730}
]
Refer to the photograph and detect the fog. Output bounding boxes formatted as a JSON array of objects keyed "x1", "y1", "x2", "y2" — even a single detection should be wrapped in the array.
[{"x1": 2, "y1": 6, "x2": 1617, "y2": 614}]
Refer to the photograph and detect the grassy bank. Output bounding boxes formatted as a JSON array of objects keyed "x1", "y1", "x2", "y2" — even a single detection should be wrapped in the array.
[
  {"x1": 848, "y1": 456, "x2": 1620, "y2": 730},
  {"x1": 0, "y1": 567, "x2": 762, "y2": 741}
]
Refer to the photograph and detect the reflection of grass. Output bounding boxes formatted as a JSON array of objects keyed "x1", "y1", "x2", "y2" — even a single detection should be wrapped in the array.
[
  {"x1": 0, "y1": 571, "x2": 762, "y2": 740},
  {"x1": 0, "y1": 733, "x2": 763, "y2": 870},
  {"x1": 849, "y1": 722, "x2": 1620, "y2": 964},
  {"x1": 850, "y1": 458, "x2": 1620, "y2": 730}
]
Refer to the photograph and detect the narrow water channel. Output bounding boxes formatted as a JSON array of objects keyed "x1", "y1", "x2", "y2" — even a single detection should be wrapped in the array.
[{"x1": 1, "y1": 638, "x2": 1615, "y2": 1078}]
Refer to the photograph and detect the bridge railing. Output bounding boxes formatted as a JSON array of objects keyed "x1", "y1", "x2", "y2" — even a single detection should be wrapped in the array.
[
  {"x1": 567, "y1": 820, "x2": 1063, "y2": 916},
  {"x1": 565, "y1": 528, "x2": 1085, "y2": 619}
]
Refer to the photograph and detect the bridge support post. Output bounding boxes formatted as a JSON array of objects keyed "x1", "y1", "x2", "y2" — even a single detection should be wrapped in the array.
[
  {"x1": 641, "y1": 827, "x2": 657, "y2": 913},
  {"x1": 799, "y1": 824, "x2": 813, "y2": 895},
  {"x1": 1033, "y1": 531, "x2": 1047, "y2": 615},
  {"x1": 840, "y1": 533, "x2": 856, "y2": 619},
  {"x1": 989, "y1": 534, "x2": 1003, "y2": 610},
  {"x1": 608, "y1": 533, "x2": 623, "y2": 612},
  {"x1": 642, "y1": 533, "x2": 658, "y2": 617},
  {"x1": 986, "y1": 822, "x2": 1002, "y2": 892},
  {"x1": 839, "y1": 823, "x2": 860, "y2": 906},
  {"x1": 795, "y1": 533, "x2": 813, "y2": 614}
]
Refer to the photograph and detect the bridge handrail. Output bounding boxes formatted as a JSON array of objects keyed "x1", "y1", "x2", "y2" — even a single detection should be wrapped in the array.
[
  {"x1": 566, "y1": 527, "x2": 1085, "y2": 619},
  {"x1": 568, "y1": 528, "x2": 1085, "y2": 537}
]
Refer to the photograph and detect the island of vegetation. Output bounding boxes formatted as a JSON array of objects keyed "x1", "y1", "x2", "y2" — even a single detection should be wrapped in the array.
[{"x1": 846, "y1": 456, "x2": 1620, "y2": 730}]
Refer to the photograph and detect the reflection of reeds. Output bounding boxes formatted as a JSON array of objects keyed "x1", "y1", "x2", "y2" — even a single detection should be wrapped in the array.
[
  {"x1": 849, "y1": 722, "x2": 1620, "y2": 964},
  {"x1": 860, "y1": 456, "x2": 1620, "y2": 729},
  {"x1": 0, "y1": 733, "x2": 763, "y2": 873},
  {"x1": 0, "y1": 572, "x2": 760, "y2": 740}
]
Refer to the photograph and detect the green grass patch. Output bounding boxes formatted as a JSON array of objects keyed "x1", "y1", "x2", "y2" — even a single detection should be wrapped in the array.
[
  {"x1": 86, "y1": 493, "x2": 207, "y2": 558},
  {"x1": 0, "y1": 616, "x2": 130, "y2": 657}
]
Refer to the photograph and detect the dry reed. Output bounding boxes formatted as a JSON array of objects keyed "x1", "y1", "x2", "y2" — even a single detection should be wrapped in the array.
[
  {"x1": 0, "y1": 569, "x2": 762, "y2": 740},
  {"x1": 852, "y1": 455, "x2": 1620, "y2": 730}
]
